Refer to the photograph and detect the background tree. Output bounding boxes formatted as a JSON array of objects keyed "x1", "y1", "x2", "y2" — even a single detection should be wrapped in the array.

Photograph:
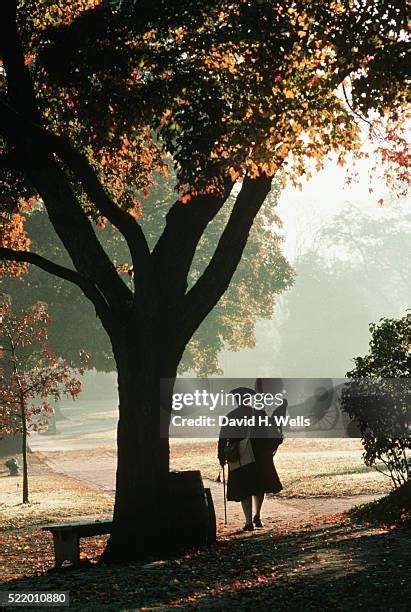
[
  {"x1": 341, "y1": 313, "x2": 410, "y2": 488},
  {"x1": 0, "y1": 297, "x2": 87, "y2": 503},
  {"x1": 0, "y1": 1, "x2": 408, "y2": 560},
  {"x1": 263, "y1": 205, "x2": 411, "y2": 378}
]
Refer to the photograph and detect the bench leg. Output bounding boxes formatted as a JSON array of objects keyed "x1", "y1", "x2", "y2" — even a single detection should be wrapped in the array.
[{"x1": 52, "y1": 532, "x2": 80, "y2": 567}]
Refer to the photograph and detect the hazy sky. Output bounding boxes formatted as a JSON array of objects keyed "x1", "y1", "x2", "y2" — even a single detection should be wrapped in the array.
[
  {"x1": 219, "y1": 153, "x2": 410, "y2": 378},
  {"x1": 277, "y1": 154, "x2": 396, "y2": 262}
]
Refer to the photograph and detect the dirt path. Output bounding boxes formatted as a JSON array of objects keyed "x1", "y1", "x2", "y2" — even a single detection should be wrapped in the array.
[
  {"x1": 205, "y1": 478, "x2": 381, "y2": 530},
  {"x1": 39, "y1": 449, "x2": 382, "y2": 532}
]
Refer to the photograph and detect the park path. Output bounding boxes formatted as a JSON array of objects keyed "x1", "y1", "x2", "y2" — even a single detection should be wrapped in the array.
[{"x1": 40, "y1": 449, "x2": 381, "y2": 532}]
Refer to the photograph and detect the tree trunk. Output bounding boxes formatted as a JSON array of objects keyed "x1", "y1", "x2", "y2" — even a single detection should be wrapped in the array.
[
  {"x1": 101, "y1": 333, "x2": 177, "y2": 562},
  {"x1": 20, "y1": 393, "x2": 29, "y2": 504}
]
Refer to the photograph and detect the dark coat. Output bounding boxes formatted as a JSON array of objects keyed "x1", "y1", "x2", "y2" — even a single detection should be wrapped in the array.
[{"x1": 218, "y1": 406, "x2": 283, "y2": 502}]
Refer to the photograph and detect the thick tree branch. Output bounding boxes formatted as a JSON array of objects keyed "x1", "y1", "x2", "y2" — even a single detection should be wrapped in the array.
[
  {"x1": 176, "y1": 175, "x2": 272, "y2": 348},
  {"x1": 152, "y1": 181, "x2": 233, "y2": 302},
  {"x1": 0, "y1": 96, "x2": 150, "y2": 278},
  {"x1": 0, "y1": 246, "x2": 86, "y2": 286},
  {"x1": 45, "y1": 133, "x2": 151, "y2": 271},
  {"x1": 45, "y1": 131, "x2": 159, "y2": 315},
  {"x1": 0, "y1": 0, "x2": 42, "y2": 122},
  {"x1": 0, "y1": 246, "x2": 111, "y2": 320},
  {"x1": 0, "y1": 99, "x2": 133, "y2": 307}
]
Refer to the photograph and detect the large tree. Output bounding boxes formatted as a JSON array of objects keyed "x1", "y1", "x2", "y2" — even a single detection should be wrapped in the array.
[{"x1": 0, "y1": 0, "x2": 408, "y2": 560}]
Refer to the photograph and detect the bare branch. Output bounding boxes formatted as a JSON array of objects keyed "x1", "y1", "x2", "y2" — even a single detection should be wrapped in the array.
[
  {"x1": 342, "y1": 83, "x2": 373, "y2": 128},
  {"x1": 0, "y1": 246, "x2": 84, "y2": 285}
]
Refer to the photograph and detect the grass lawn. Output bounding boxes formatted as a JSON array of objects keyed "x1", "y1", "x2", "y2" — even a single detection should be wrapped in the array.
[
  {"x1": 0, "y1": 454, "x2": 113, "y2": 530},
  {"x1": 0, "y1": 438, "x2": 390, "y2": 535},
  {"x1": 0, "y1": 439, "x2": 390, "y2": 532},
  {"x1": 170, "y1": 438, "x2": 391, "y2": 497}
]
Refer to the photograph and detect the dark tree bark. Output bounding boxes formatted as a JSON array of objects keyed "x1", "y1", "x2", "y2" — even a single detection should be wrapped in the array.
[{"x1": 101, "y1": 317, "x2": 184, "y2": 561}]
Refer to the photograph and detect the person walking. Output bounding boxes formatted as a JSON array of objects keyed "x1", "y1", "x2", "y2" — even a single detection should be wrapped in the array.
[{"x1": 217, "y1": 387, "x2": 283, "y2": 531}]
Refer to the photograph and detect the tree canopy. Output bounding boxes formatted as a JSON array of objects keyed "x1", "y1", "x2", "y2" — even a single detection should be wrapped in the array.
[
  {"x1": 346, "y1": 313, "x2": 410, "y2": 379},
  {"x1": 2, "y1": 1, "x2": 408, "y2": 215},
  {"x1": 1, "y1": 0, "x2": 407, "y2": 360}
]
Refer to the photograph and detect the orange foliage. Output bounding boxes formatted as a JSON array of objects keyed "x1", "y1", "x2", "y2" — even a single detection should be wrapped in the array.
[
  {"x1": 27, "y1": 0, "x2": 102, "y2": 31},
  {"x1": 0, "y1": 212, "x2": 30, "y2": 277}
]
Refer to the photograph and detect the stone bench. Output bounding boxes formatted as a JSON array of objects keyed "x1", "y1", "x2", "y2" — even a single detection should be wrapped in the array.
[{"x1": 42, "y1": 520, "x2": 112, "y2": 567}]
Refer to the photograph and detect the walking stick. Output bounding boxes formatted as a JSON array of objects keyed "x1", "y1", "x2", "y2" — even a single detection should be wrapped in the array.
[{"x1": 222, "y1": 463, "x2": 228, "y2": 525}]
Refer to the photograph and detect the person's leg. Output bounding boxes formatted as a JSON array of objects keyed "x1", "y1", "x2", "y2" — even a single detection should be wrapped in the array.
[
  {"x1": 253, "y1": 494, "x2": 265, "y2": 527},
  {"x1": 240, "y1": 497, "x2": 253, "y2": 529}
]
